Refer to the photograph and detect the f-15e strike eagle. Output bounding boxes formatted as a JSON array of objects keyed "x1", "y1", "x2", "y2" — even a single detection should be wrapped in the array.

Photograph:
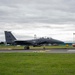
[{"x1": 4, "y1": 31, "x2": 64, "y2": 49}]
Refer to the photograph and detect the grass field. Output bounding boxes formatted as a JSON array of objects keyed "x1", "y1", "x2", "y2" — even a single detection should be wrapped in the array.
[
  {"x1": 0, "y1": 53, "x2": 75, "y2": 75},
  {"x1": 0, "y1": 45, "x2": 75, "y2": 50}
]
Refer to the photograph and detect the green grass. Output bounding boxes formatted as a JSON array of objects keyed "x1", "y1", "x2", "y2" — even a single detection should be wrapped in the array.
[
  {"x1": 30, "y1": 45, "x2": 75, "y2": 49},
  {"x1": 0, "y1": 45, "x2": 75, "y2": 50},
  {"x1": 0, "y1": 45, "x2": 24, "y2": 50},
  {"x1": 0, "y1": 53, "x2": 75, "y2": 75}
]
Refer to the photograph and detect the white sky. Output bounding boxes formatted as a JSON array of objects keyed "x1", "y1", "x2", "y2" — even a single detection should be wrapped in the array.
[{"x1": 0, "y1": 0, "x2": 75, "y2": 43}]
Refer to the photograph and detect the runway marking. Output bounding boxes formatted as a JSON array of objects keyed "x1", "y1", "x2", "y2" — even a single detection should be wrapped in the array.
[
  {"x1": 45, "y1": 50, "x2": 51, "y2": 51},
  {"x1": 68, "y1": 50, "x2": 75, "y2": 52},
  {"x1": 33, "y1": 50, "x2": 46, "y2": 53}
]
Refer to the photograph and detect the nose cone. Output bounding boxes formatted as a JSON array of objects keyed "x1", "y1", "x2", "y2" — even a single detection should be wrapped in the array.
[{"x1": 47, "y1": 38, "x2": 64, "y2": 44}]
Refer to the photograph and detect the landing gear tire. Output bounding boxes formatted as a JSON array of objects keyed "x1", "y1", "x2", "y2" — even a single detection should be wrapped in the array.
[{"x1": 24, "y1": 46, "x2": 30, "y2": 50}]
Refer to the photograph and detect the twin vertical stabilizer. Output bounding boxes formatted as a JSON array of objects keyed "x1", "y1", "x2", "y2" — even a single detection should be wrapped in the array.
[{"x1": 4, "y1": 31, "x2": 16, "y2": 44}]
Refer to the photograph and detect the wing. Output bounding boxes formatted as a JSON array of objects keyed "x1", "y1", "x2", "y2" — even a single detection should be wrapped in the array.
[{"x1": 14, "y1": 40, "x2": 32, "y2": 45}]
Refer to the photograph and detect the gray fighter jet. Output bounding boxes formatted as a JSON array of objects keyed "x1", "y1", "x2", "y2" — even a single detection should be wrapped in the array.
[{"x1": 4, "y1": 31, "x2": 64, "y2": 49}]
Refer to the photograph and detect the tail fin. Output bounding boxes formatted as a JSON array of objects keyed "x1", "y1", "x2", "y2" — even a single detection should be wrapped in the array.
[{"x1": 4, "y1": 31, "x2": 16, "y2": 44}]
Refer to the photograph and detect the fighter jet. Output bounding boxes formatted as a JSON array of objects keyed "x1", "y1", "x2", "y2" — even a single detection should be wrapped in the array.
[{"x1": 4, "y1": 31, "x2": 64, "y2": 49}]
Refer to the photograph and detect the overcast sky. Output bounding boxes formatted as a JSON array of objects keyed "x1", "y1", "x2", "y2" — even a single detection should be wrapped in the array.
[{"x1": 0, "y1": 0, "x2": 75, "y2": 43}]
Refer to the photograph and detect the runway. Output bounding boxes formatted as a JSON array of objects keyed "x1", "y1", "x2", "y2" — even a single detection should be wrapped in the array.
[{"x1": 0, "y1": 49, "x2": 75, "y2": 53}]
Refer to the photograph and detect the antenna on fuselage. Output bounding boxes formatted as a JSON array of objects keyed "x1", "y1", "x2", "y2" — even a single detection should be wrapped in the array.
[{"x1": 34, "y1": 34, "x2": 37, "y2": 39}]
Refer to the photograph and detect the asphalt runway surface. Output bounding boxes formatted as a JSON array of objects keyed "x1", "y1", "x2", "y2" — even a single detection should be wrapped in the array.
[{"x1": 0, "y1": 49, "x2": 75, "y2": 53}]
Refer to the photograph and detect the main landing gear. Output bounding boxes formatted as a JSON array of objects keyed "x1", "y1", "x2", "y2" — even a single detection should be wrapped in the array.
[{"x1": 24, "y1": 45, "x2": 30, "y2": 50}]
